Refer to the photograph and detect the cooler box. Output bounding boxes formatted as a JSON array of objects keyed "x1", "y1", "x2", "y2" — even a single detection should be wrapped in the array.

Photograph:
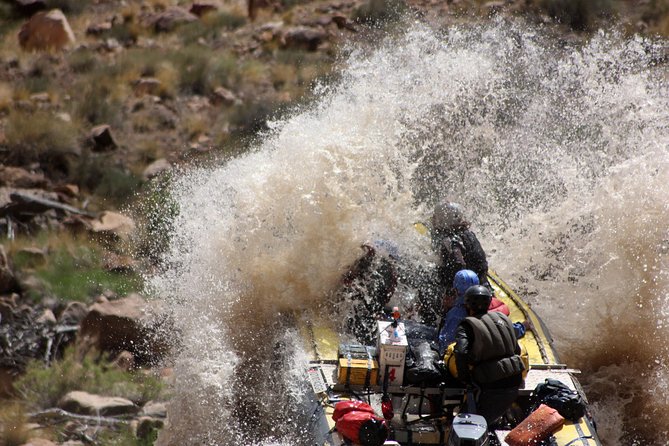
[
  {"x1": 337, "y1": 357, "x2": 379, "y2": 386},
  {"x1": 338, "y1": 344, "x2": 377, "y2": 360},
  {"x1": 377, "y1": 321, "x2": 408, "y2": 386}
]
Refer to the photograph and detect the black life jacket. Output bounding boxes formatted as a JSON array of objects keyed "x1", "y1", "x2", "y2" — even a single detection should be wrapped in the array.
[{"x1": 463, "y1": 312, "x2": 525, "y2": 384}]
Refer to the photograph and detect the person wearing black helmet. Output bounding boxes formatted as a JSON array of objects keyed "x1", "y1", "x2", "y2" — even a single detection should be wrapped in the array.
[{"x1": 454, "y1": 285, "x2": 525, "y2": 425}]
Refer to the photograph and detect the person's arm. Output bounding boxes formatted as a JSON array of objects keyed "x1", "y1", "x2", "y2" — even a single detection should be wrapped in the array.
[
  {"x1": 454, "y1": 323, "x2": 473, "y2": 384},
  {"x1": 438, "y1": 306, "x2": 467, "y2": 354}
]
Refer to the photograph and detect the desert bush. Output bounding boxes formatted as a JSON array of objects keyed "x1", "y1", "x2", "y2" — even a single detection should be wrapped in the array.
[
  {"x1": 94, "y1": 167, "x2": 143, "y2": 207},
  {"x1": 538, "y1": 0, "x2": 614, "y2": 31},
  {"x1": 3, "y1": 110, "x2": 79, "y2": 171},
  {"x1": 68, "y1": 48, "x2": 97, "y2": 74},
  {"x1": 105, "y1": 22, "x2": 142, "y2": 46},
  {"x1": 73, "y1": 76, "x2": 123, "y2": 126},
  {"x1": 169, "y1": 46, "x2": 237, "y2": 95},
  {"x1": 14, "y1": 347, "x2": 165, "y2": 410},
  {"x1": 180, "y1": 10, "x2": 247, "y2": 45},
  {"x1": 229, "y1": 100, "x2": 278, "y2": 135}
]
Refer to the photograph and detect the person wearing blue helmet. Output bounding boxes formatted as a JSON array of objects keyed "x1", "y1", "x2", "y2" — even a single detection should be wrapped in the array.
[{"x1": 437, "y1": 269, "x2": 479, "y2": 355}]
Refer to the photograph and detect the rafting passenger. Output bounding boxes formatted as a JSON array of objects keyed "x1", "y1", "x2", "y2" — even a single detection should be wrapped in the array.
[
  {"x1": 454, "y1": 285, "x2": 525, "y2": 425},
  {"x1": 438, "y1": 270, "x2": 527, "y2": 355},
  {"x1": 437, "y1": 269, "x2": 479, "y2": 354},
  {"x1": 432, "y1": 201, "x2": 489, "y2": 288},
  {"x1": 418, "y1": 201, "x2": 489, "y2": 324},
  {"x1": 339, "y1": 240, "x2": 400, "y2": 345}
]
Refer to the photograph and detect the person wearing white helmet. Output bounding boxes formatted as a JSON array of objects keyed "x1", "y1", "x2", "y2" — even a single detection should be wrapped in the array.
[{"x1": 431, "y1": 201, "x2": 489, "y2": 289}]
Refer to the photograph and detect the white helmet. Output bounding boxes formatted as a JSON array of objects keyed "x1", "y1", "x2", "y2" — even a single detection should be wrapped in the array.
[{"x1": 432, "y1": 201, "x2": 466, "y2": 231}]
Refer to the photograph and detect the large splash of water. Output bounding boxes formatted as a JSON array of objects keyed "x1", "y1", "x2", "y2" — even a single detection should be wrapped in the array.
[{"x1": 149, "y1": 18, "x2": 669, "y2": 445}]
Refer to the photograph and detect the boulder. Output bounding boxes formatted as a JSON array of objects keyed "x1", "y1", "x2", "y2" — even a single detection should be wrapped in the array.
[
  {"x1": 15, "y1": 246, "x2": 47, "y2": 268},
  {"x1": 87, "y1": 125, "x2": 117, "y2": 152},
  {"x1": 0, "y1": 166, "x2": 48, "y2": 188},
  {"x1": 133, "y1": 77, "x2": 162, "y2": 97},
  {"x1": 102, "y1": 251, "x2": 138, "y2": 272},
  {"x1": 58, "y1": 391, "x2": 138, "y2": 416},
  {"x1": 150, "y1": 7, "x2": 199, "y2": 32},
  {"x1": 58, "y1": 301, "x2": 88, "y2": 325},
  {"x1": 142, "y1": 158, "x2": 171, "y2": 181},
  {"x1": 86, "y1": 21, "x2": 113, "y2": 36},
  {"x1": 29, "y1": 92, "x2": 50, "y2": 103},
  {"x1": 189, "y1": 2, "x2": 218, "y2": 17},
  {"x1": 88, "y1": 211, "x2": 136, "y2": 243},
  {"x1": 36, "y1": 308, "x2": 56, "y2": 325},
  {"x1": 78, "y1": 294, "x2": 170, "y2": 364},
  {"x1": 281, "y1": 26, "x2": 327, "y2": 51},
  {"x1": 212, "y1": 86, "x2": 238, "y2": 106},
  {"x1": 0, "y1": 189, "x2": 91, "y2": 220},
  {"x1": 140, "y1": 401, "x2": 167, "y2": 418},
  {"x1": 18, "y1": 9, "x2": 75, "y2": 52}
]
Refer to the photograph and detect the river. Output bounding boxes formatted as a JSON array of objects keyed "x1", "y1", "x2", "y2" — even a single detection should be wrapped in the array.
[{"x1": 148, "y1": 19, "x2": 669, "y2": 445}]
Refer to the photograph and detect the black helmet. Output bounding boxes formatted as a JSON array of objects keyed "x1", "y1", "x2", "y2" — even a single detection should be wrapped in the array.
[
  {"x1": 358, "y1": 418, "x2": 389, "y2": 446},
  {"x1": 463, "y1": 285, "x2": 492, "y2": 314}
]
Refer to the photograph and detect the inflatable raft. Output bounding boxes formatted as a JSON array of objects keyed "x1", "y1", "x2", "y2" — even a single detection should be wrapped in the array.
[{"x1": 303, "y1": 270, "x2": 602, "y2": 446}]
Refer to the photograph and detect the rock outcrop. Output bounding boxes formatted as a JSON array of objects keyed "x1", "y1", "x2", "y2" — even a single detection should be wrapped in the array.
[
  {"x1": 18, "y1": 9, "x2": 75, "y2": 51},
  {"x1": 58, "y1": 391, "x2": 138, "y2": 416},
  {"x1": 78, "y1": 294, "x2": 170, "y2": 364}
]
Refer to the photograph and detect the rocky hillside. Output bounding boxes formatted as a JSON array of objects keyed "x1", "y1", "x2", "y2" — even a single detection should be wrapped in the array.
[{"x1": 0, "y1": 0, "x2": 667, "y2": 444}]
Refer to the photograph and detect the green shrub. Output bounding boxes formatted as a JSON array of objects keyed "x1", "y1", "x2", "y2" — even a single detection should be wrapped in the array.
[
  {"x1": 73, "y1": 77, "x2": 123, "y2": 126},
  {"x1": 14, "y1": 348, "x2": 165, "y2": 410},
  {"x1": 32, "y1": 243, "x2": 143, "y2": 302},
  {"x1": 94, "y1": 167, "x2": 143, "y2": 207}
]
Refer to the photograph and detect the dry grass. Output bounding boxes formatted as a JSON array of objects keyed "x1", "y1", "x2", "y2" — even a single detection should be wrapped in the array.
[
  {"x1": 3, "y1": 110, "x2": 79, "y2": 168},
  {"x1": 0, "y1": 402, "x2": 30, "y2": 446},
  {"x1": 0, "y1": 82, "x2": 12, "y2": 112}
]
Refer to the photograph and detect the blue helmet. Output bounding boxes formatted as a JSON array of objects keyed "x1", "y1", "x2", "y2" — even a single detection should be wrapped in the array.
[{"x1": 453, "y1": 269, "x2": 479, "y2": 297}]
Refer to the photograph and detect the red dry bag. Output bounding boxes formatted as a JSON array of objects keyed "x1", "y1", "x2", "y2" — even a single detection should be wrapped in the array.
[
  {"x1": 335, "y1": 410, "x2": 388, "y2": 446},
  {"x1": 332, "y1": 400, "x2": 375, "y2": 422}
]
